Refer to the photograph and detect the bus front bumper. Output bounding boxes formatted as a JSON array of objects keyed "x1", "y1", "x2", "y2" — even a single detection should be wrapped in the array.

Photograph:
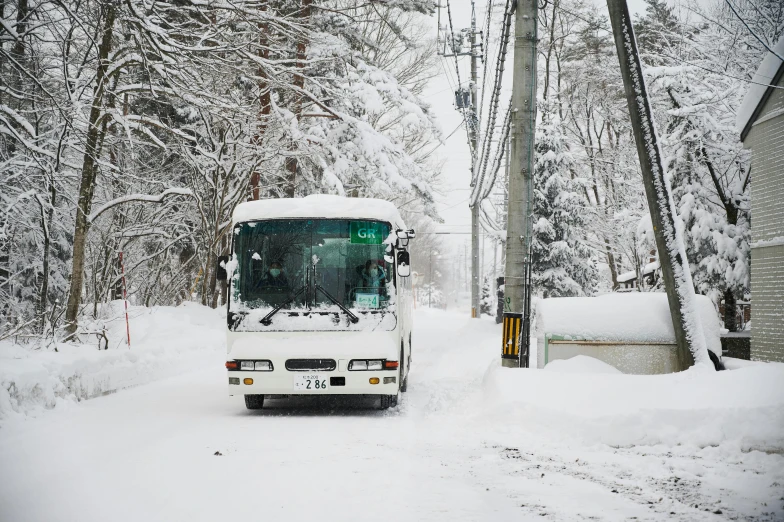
[{"x1": 228, "y1": 368, "x2": 399, "y2": 396}]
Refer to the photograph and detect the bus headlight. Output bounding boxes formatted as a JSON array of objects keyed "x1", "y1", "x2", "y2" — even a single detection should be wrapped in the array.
[
  {"x1": 349, "y1": 359, "x2": 390, "y2": 371},
  {"x1": 229, "y1": 360, "x2": 274, "y2": 371},
  {"x1": 349, "y1": 360, "x2": 368, "y2": 371}
]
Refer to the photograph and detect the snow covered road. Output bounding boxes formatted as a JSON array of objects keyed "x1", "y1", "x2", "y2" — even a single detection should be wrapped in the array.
[{"x1": 1, "y1": 308, "x2": 783, "y2": 522}]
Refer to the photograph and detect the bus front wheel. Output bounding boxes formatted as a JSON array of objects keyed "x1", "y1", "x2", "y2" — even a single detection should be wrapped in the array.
[{"x1": 245, "y1": 394, "x2": 264, "y2": 410}]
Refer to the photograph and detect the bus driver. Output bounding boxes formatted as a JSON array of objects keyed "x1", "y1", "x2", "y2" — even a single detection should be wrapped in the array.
[
  {"x1": 357, "y1": 260, "x2": 386, "y2": 289},
  {"x1": 258, "y1": 261, "x2": 289, "y2": 288}
]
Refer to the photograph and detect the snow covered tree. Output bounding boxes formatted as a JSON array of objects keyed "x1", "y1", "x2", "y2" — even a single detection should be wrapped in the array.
[
  {"x1": 633, "y1": 0, "x2": 782, "y2": 329},
  {"x1": 480, "y1": 276, "x2": 493, "y2": 316},
  {"x1": 531, "y1": 112, "x2": 598, "y2": 297},
  {"x1": 556, "y1": 8, "x2": 647, "y2": 291},
  {"x1": 0, "y1": 0, "x2": 443, "y2": 342}
]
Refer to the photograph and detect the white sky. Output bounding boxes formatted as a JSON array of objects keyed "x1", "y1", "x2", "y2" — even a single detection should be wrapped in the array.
[{"x1": 422, "y1": 0, "x2": 649, "y2": 268}]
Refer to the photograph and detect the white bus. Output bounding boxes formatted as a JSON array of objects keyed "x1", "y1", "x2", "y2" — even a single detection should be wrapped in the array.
[{"x1": 217, "y1": 195, "x2": 415, "y2": 410}]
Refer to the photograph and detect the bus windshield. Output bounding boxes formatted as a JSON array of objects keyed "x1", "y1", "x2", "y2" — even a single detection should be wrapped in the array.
[{"x1": 232, "y1": 219, "x2": 394, "y2": 315}]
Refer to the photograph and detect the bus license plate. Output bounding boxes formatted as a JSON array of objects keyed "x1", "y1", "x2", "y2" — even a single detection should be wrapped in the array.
[{"x1": 293, "y1": 374, "x2": 329, "y2": 391}]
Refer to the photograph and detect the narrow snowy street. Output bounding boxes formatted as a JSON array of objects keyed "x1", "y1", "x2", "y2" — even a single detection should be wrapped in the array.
[{"x1": 1, "y1": 309, "x2": 783, "y2": 522}]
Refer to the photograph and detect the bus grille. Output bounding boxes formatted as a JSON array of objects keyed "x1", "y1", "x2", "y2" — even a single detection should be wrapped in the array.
[{"x1": 285, "y1": 359, "x2": 337, "y2": 371}]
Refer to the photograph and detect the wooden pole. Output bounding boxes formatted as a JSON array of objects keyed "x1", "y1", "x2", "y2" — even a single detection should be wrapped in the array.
[{"x1": 606, "y1": 0, "x2": 709, "y2": 369}]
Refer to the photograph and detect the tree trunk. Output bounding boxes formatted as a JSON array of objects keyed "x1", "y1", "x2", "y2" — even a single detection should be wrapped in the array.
[
  {"x1": 605, "y1": 239, "x2": 619, "y2": 290},
  {"x1": 249, "y1": 2, "x2": 272, "y2": 201},
  {"x1": 36, "y1": 189, "x2": 53, "y2": 333},
  {"x1": 723, "y1": 287, "x2": 737, "y2": 332},
  {"x1": 64, "y1": 3, "x2": 116, "y2": 337},
  {"x1": 284, "y1": 0, "x2": 312, "y2": 197},
  {"x1": 11, "y1": 0, "x2": 28, "y2": 96}
]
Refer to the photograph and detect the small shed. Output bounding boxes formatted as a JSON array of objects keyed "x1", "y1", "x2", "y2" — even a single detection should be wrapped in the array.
[
  {"x1": 535, "y1": 293, "x2": 722, "y2": 374},
  {"x1": 737, "y1": 37, "x2": 784, "y2": 363},
  {"x1": 616, "y1": 261, "x2": 660, "y2": 291}
]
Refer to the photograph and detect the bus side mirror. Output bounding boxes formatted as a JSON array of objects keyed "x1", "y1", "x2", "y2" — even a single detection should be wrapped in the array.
[
  {"x1": 396, "y1": 229, "x2": 416, "y2": 240},
  {"x1": 216, "y1": 255, "x2": 229, "y2": 281},
  {"x1": 396, "y1": 250, "x2": 411, "y2": 277}
]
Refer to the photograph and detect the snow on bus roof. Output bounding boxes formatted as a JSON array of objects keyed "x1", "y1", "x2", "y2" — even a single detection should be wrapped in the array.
[
  {"x1": 536, "y1": 292, "x2": 721, "y2": 355},
  {"x1": 232, "y1": 195, "x2": 406, "y2": 228}
]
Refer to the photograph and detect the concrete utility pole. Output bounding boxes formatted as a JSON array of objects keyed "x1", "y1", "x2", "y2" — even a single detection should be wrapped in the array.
[
  {"x1": 502, "y1": 0, "x2": 537, "y2": 368},
  {"x1": 469, "y1": 0, "x2": 481, "y2": 319},
  {"x1": 606, "y1": 0, "x2": 702, "y2": 369},
  {"x1": 438, "y1": 0, "x2": 482, "y2": 317}
]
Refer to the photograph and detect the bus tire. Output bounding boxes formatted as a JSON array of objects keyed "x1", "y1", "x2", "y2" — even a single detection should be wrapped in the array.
[
  {"x1": 399, "y1": 346, "x2": 408, "y2": 393},
  {"x1": 379, "y1": 394, "x2": 398, "y2": 410},
  {"x1": 244, "y1": 394, "x2": 264, "y2": 410}
]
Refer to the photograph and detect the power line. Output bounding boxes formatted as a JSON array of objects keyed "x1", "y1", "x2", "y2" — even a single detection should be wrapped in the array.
[
  {"x1": 471, "y1": 0, "x2": 514, "y2": 206},
  {"x1": 477, "y1": 0, "x2": 496, "y2": 127},
  {"x1": 479, "y1": 104, "x2": 512, "y2": 202},
  {"x1": 445, "y1": 0, "x2": 465, "y2": 89},
  {"x1": 660, "y1": 53, "x2": 784, "y2": 90},
  {"x1": 444, "y1": 0, "x2": 475, "y2": 159},
  {"x1": 724, "y1": 0, "x2": 784, "y2": 62},
  {"x1": 420, "y1": 120, "x2": 466, "y2": 160}
]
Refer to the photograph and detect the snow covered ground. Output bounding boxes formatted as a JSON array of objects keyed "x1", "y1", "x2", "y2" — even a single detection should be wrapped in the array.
[
  {"x1": 0, "y1": 302, "x2": 224, "y2": 421},
  {"x1": 1, "y1": 306, "x2": 783, "y2": 521}
]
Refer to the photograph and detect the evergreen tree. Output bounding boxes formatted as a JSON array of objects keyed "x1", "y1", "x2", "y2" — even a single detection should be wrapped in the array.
[
  {"x1": 633, "y1": 0, "x2": 683, "y2": 63},
  {"x1": 531, "y1": 113, "x2": 598, "y2": 298}
]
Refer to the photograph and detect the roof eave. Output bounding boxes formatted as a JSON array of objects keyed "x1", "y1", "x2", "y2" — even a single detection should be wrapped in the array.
[{"x1": 740, "y1": 61, "x2": 784, "y2": 142}]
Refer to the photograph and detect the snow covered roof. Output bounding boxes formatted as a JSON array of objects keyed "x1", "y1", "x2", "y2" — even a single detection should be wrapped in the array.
[
  {"x1": 232, "y1": 195, "x2": 407, "y2": 228},
  {"x1": 616, "y1": 262, "x2": 659, "y2": 283},
  {"x1": 737, "y1": 37, "x2": 784, "y2": 141},
  {"x1": 643, "y1": 260, "x2": 660, "y2": 275},
  {"x1": 535, "y1": 292, "x2": 721, "y2": 355}
]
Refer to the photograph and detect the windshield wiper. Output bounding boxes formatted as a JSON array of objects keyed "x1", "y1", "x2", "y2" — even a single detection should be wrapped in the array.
[
  {"x1": 315, "y1": 284, "x2": 359, "y2": 324},
  {"x1": 260, "y1": 285, "x2": 307, "y2": 326}
]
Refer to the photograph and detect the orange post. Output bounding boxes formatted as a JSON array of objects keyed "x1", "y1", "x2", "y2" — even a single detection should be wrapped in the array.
[{"x1": 119, "y1": 251, "x2": 131, "y2": 348}]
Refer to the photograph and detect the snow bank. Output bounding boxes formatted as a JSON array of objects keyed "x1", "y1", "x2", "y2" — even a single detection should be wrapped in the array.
[
  {"x1": 0, "y1": 303, "x2": 224, "y2": 424},
  {"x1": 482, "y1": 362, "x2": 784, "y2": 449},
  {"x1": 543, "y1": 355, "x2": 622, "y2": 374},
  {"x1": 232, "y1": 195, "x2": 406, "y2": 228},
  {"x1": 536, "y1": 292, "x2": 721, "y2": 355},
  {"x1": 737, "y1": 36, "x2": 784, "y2": 135}
]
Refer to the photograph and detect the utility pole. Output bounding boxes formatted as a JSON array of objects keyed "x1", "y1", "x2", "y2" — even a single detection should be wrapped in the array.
[
  {"x1": 469, "y1": 0, "x2": 481, "y2": 319},
  {"x1": 502, "y1": 0, "x2": 537, "y2": 368},
  {"x1": 464, "y1": 242, "x2": 469, "y2": 292},
  {"x1": 438, "y1": 0, "x2": 482, "y2": 317},
  {"x1": 606, "y1": 0, "x2": 707, "y2": 369}
]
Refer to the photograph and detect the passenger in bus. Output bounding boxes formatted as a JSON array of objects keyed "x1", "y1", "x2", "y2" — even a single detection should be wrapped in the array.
[
  {"x1": 258, "y1": 261, "x2": 289, "y2": 288},
  {"x1": 356, "y1": 260, "x2": 386, "y2": 289}
]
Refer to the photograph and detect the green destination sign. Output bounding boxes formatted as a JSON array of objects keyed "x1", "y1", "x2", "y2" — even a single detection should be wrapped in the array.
[{"x1": 350, "y1": 221, "x2": 385, "y2": 244}]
